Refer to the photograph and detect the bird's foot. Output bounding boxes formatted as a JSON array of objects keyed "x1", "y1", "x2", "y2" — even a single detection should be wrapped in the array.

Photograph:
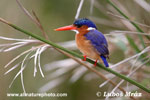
[
  {"x1": 94, "y1": 59, "x2": 98, "y2": 67},
  {"x1": 82, "y1": 55, "x2": 87, "y2": 61}
]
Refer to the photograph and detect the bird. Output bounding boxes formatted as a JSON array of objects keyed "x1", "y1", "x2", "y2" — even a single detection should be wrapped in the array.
[{"x1": 55, "y1": 18, "x2": 109, "y2": 67}]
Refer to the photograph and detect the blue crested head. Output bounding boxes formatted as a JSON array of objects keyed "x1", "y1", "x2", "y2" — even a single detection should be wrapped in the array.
[{"x1": 73, "y1": 18, "x2": 97, "y2": 29}]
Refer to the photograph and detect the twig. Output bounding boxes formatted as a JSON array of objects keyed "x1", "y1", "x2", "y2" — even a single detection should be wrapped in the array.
[
  {"x1": 111, "y1": 46, "x2": 150, "y2": 68},
  {"x1": 90, "y1": 0, "x2": 95, "y2": 14},
  {"x1": 108, "y1": 12, "x2": 150, "y2": 28},
  {"x1": 16, "y1": 0, "x2": 38, "y2": 25},
  {"x1": 134, "y1": 0, "x2": 150, "y2": 12},
  {"x1": 0, "y1": 18, "x2": 10, "y2": 25},
  {"x1": 109, "y1": 30, "x2": 150, "y2": 36},
  {"x1": 75, "y1": 0, "x2": 84, "y2": 19},
  {"x1": 16, "y1": 0, "x2": 49, "y2": 39},
  {"x1": 31, "y1": 10, "x2": 49, "y2": 39}
]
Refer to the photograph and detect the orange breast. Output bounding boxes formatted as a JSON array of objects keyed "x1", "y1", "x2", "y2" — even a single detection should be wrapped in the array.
[{"x1": 75, "y1": 33, "x2": 100, "y2": 60}]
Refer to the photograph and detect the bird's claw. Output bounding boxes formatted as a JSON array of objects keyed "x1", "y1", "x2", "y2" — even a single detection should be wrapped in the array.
[
  {"x1": 94, "y1": 59, "x2": 98, "y2": 67},
  {"x1": 82, "y1": 55, "x2": 87, "y2": 61}
]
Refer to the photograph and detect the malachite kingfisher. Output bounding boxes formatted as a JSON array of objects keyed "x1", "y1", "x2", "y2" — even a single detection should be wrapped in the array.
[{"x1": 55, "y1": 18, "x2": 109, "y2": 67}]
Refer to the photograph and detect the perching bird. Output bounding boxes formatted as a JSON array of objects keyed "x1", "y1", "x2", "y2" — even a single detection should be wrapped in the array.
[{"x1": 55, "y1": 18, "x2": 109, "y2": 67}]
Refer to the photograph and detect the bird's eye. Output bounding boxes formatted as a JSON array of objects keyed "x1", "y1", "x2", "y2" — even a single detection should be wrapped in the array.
[{"x1": 77, "y1": 25, "x2": 82, "y2": 28}]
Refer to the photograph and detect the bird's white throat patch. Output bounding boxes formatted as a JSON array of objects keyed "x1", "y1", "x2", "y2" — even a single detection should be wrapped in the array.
[
  {"x1": 72, "y1": 30, "x2": 79, "y2": 34},
  {"x1": 87, "y1": 27, "x2": 96, "y2": 31}
]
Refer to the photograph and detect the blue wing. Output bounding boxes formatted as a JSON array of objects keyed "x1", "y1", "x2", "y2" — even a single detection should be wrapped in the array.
[{"x1": 84, "y1": 30, "x2": 109, "y2": 56}]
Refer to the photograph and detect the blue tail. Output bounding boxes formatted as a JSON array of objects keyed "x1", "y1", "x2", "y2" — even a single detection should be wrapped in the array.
[{"x1": 100, "y1": 55, "x2": 109, "y2": 67}]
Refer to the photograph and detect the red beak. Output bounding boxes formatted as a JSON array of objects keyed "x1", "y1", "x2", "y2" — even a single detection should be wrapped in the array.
[{"x1": 55, "y1": 25, "x2": 76, "y2": 31}]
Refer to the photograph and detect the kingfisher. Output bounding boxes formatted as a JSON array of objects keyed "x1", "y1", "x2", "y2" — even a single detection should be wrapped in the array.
[{"x1": 55, "y1": 18, "x2": 109, "y2": 67}]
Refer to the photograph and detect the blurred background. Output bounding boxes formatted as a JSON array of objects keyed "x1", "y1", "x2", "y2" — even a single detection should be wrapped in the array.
[{"x1": 0, "y1": 0, "x2": 150, "y2": 100}]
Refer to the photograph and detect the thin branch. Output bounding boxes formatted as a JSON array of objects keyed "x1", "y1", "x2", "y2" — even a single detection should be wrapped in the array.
[
  {"x1": 9, "y1": 52, "x2": 31, "y2": 89},
  {"x1": 4, "y1": 48, "x2": 31, "y2": 68},
  {"x1": 3, "y1": 43, "x2": 27, "y2": 52},
  {"x1": 38, "y1": 46, "x2": 45, "y2": 78},
  {"x1": 111, "y1": 46, "x2": 150, "y2": 68},
  {"x1": 4, "y1": 45, "x2": 41, "y2": 68},
  {"x1": 0, "y1": 18, "x2": 10, "y2": 25},
  {"x1": 109, "y1": 30, "x2": 150, "y2": 36},
  {"x1": 31, "y1": 10, "x2": 49, "y2": 39},
  {"x1": 90, "y1": 0, "x2": 95, "y2": 14},
  {"x1": 108, "y1": 12, "x2": 150, "y2": 28},
  {"x1": 16, "y1": 0, "x2": 38, "y2": 25},
  {"x1": 4, "y1": 63, "x2": 20, "y2": 75},
  {"x1": 75, "y1": 0, "x2": 84, "y2": 19},
  {"x1": 134, "y1": 0, "x2": 150, "y2": 12},
  {"x1": 0, "y1": 36, "x2": 39, "y2": 42},
  {"x1": 20, "y1": 52, "x2": 32, "y2": 93},
  {"x1": 16, "y1": 0, "x2": 49, "y2": 39},
  {"x1": 99, "y1": 79, "x2": 111, "y2": 88},
  {"x1": 33, "y1": 48, "x2": 40, "y2": 77}
]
